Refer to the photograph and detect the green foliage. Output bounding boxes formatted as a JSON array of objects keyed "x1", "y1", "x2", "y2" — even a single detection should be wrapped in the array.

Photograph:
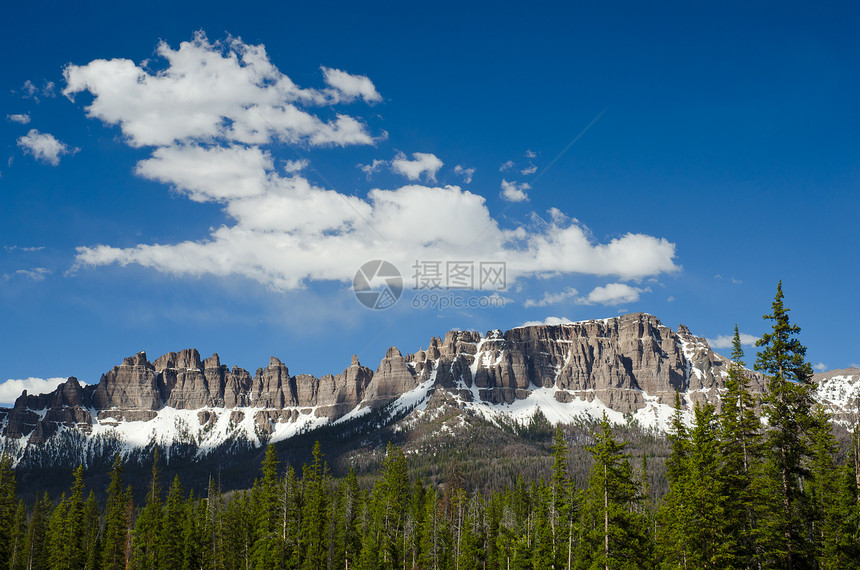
[
  {"x1": 577, "y1": 413, "x2": 648, "y2": 569},
  {"x1": 755, "y1": 282, "x2": 818, "y2": 569},
  {"x1": 0, "y1": 283, "x2": 853, "y2": 570},
  {"x1": 101, "y1": 455, "x2": 132, "y2": 570}
]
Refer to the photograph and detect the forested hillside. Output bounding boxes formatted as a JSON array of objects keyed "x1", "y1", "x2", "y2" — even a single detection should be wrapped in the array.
[{"x1": 0, "y1": 283, "x2": 857, "y2": 569}]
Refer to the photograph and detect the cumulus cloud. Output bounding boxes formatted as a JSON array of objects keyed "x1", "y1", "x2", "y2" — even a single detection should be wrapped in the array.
[
  {"x1": 523, "y1": 287, "x2": 578, "y2": 308},
  {"x1": 70, "y1": 33, "x2": 679, "y2": 292},
  {"x1": 63, "y1": 32, "x2": 378, "y2": 148},
  {"x1": 0, "y1": 377, "x2": 69, "y2": 404},
  {"x1": 578, "y1": 283, "x2": 645, "y2": 306},
  {"x1": 813, "y1": 362, "x2": 828, "y2": 372},
  {"x1": 391, "y1": 152, "x2": 443, "y2": 182},
  {"x1": 499, "y1": 160, "x2": 514, "y2": 172},
  {"x1": 454, "y1": 165, "x2": 475, "y2": 184},
  {"x1": 525, "y1": 150, "x2": 536, "y2": 158},
  {"x1": 706, "y1": 332, "x2": 760, "y2": 349},
  {"x1": 321, "y1": 67, "x2": 382, "y2": 103},
  {"x1": 519, "y1": 316, "x2": 574, "y2": 327},
  {"x1": 75, "y1": 150, "x2": 679, "y2": 289},
  {"x1": 17, "y1": 130, "x2": 76, "y2": 165},
  {"x1": 7, "y1": 113, "x2": 30, "y2": 124},
  {"x1": 521, "y1": 165, "x2": 537, "y2": 175},
  {"x1": 500, "y1": 179, "x2": 530, "y2": 202}
]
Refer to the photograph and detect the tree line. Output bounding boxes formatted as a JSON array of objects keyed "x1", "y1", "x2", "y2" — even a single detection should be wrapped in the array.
[{"x1": 0, "y1": 282, "x2": 857, "y2": 569}]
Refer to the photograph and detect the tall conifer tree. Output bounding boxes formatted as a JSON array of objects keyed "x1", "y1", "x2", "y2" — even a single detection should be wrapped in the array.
[{"x1": 755, "y1": 281, "x2": 815, "y2": 569}]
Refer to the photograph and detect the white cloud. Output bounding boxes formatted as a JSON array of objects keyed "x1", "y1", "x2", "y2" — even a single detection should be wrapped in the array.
[
  {"x1": 358, "y1": 159, "x2": 386, "y2": 179},
  {"x1": 63, "y1": 32, "x2": 378, "y2": 148},
  {"x1": 706, "y1": 332, "x2": 760, "y2": 349},
  {"x1": 20, "y1": 80, "x2": 56, "y2": 101},
  {"x1": 850, "y1": 363, "x2": 860, "y2": 369},
  {"x1": 667, "y1": 296, "x2": 675, "y2": 302},
  {"x1": 813, "y1": 362, "x2": 828, "y2": 372},
  {"x1": 521, "y1": 165, "x2": 537, "y2": 175},
  {"x1": 500, "y1": 179, "x2": 530, "y2": 202},
  {"x1": 321, "y1": 67, "x2": 382, "y2": 103},
  {"x1": 499, "y1": 160, "x2": 514, "y2": 172},
  {"x1": 390, "y1": 152, "x2": 443, "y2": 182},
  {"x1": 3, "y1": 268, "x2": 51, "y2": 281},
  {"x1": 70, "y1": 33, "x2": 679, "y2": 292},
  {"x1": 7, "y1": 113, "x2": 30, "y2": 124},
  {"x1": 578, "y1": 283, "x2": 645, "y2": 306},
  {"x1": 75, "y1": 153, "x2": 679, "y2": 289},
  {"x1": 454, "y1": 165, "x2": 475, "y2": 184},
  {"x1": 519, "y1": 316, "x2": 574, "y2": 327},
  {"x1": 0, "y1": 377, "x2": 68, "y2": 404},
  {"x1": 282, "y1": 159, "x2": 308, "y2": 173},
  {"x1": 3, "y1": 246, "x2": 45, "y2": 252},
  {"x1": 17, "y1": 130, "x2": 76, "y2": 166},
  {"x1": 523, "y1": 287, "x2": 578, "y2": 308},
  {"x1": 525, "y1": 150, "x2": 537, "y2": 158}
]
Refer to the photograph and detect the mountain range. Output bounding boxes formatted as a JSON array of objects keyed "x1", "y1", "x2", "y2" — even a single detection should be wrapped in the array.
[{"x1": 2, "y1": 312, "x2": 858, "y2": 472}]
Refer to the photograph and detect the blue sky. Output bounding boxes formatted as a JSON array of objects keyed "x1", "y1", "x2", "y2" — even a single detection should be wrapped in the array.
[{"x1": 2, "y1": 1, "x2": 858, "y2": 398}]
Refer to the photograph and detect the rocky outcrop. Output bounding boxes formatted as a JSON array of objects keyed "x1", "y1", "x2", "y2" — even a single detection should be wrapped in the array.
[
  {"x1": 813, "y1": 368, "x2": 860, "y2": 425},
  {"x1": 92, "y1": 352, "x2": 161, "y2": 410},
  {"x1": 406, "y1": 313, "x2": 731, "y2": 413},
  {"x1": 363, "y1": 347, "x2": 418, "y2": 409},
  {"x1": 2, "y1": 313, "x2": 778, "y2": 460}
]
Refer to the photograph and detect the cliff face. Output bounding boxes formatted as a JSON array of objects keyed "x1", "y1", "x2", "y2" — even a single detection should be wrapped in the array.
[{"x1": 0, "y1": 313, "x2": 788, "y2": 465}]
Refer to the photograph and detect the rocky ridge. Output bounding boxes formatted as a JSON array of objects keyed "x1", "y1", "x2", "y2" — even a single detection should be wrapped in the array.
[{"x1": 0, "y1": 313, "x2": 850, "y2": 467}]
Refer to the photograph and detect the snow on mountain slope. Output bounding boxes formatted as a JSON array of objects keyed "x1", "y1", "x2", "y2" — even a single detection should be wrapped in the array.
[{"x1": 0, "y1": 313, "x2": 851, "y2": 468}]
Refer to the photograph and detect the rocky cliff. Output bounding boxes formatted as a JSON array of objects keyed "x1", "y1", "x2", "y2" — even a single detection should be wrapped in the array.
[{"x1": 0, "y1": 312, "x2": 844, "y2": 467}]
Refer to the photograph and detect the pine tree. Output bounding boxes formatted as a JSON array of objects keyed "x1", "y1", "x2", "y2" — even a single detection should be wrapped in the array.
[
  {"x1": 530, "y1": 485, "x2": 554, "y2": 569},
  {"x1": 131, "y1": 449, "x2": 163, "y2": 570},
  {"x1": 331, "y1": 468, "x2": 362, "y2": 570},
  {"x1": 806, "y1": 405, "x2": 842, "y2": 566},
  {"x1": 718, "y1": 325, "x2": 765, "y2": 568},
  {"x1": 101, "y1": 455, "x2": 132, "y2": 570},
  {"x1": 250, "y1": 444, "x2": 285, "y2": 569},
  {"x1": 365, "y1": 443, "x2": 409, "y2": 569},
  {"x1": 46, "y1": 493, "x2": 68, "y2": 570},
  {"x1": 282, "y1": 465, "x2": 303, "y2": 568},
  {"x1": 300, "y1": 441, "x2": 329, "y2": 570},
  {"x1": 457, "y1": 492, "x2": 486, "y2": 570},
  {"x1": 24, "y1": 492, "x2": 51, "y2": 570},
  {"x1": 0, "y1": 455, "x2": 18, "y2": 568},
  {"x1": 83, "y1": 490, "x2": 102, "y2": 570},
  {"x1": 63, "y1": 465, "x2": 88, "y2": 568},
  {"x1": 656, "y1": 391, "x2": 690, "y2": 568},
  {"x1": 408, "y1": 481, "x2": 426, "y2": 570},
  {"x1": 577, "y1": 413, "x2": 647, "y2": 570},
  {"x1": 205, "y1": 475, "x2": 224, "y2": 570},
  {"x1": 755, "y1": 281, "x2": 816, "y2": 569},
  {"x1": 160, "y1": 475, "x2": 186, "y2": 569},
  {"x1": 181, "y1": 491, "x2": 206, "y2": 570},
  {"x1": 419, "y1": 490, "x2": 444, "y2": 570},
  {"x1": 685, "y1": 402, "x2": 728, "y2": 568},
  {"x1": 830, "y1": 458, "x2": 860, "y2": 566},
  {"x1": 549, "y1": 425, "x2": 572, "y2": 568},
  {"x1": 9, "y1": 499, "x2": 27, "y2": 570}
]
